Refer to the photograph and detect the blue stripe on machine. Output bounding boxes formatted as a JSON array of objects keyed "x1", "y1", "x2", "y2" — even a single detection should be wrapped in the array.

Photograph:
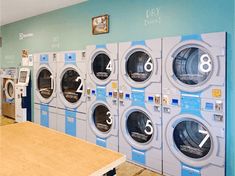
[
  {"x1": 131, "y1": 88, "x2": 145, "y2": 107},
  {"x1": 40, "y1": 104, "x2": 49, "y2": 127},
  {"x1": 40, "y1": 54, "x2": 49, "y2": 64},
  {"x1": 181, "y1": 92, "x2": 201, "y2": 117},
  {"x1": 131, "y1": 40, "x2": 146, "y2": 46},
  {"x1": 96, "y1": 86, "x2": 106, "y2": 102},
  {"x1": 96, "y1": 44, "x2": 106, "y2": 49},
  {"x1": 181, "y1": 34, "x2": 202, "y2": 41},
  {"x1": 96, "y1": 137, "x2": 107, "y2": 148},
  {"x1": 132, "y1": 148, "x2": 146, "y2": 165},
  {"x1": 65, "y1": 110, "x2": 76, "y2": 137},
  {"x1": 181, "y1": 164, "x2": 201, "y2": 176},
  {"x1": 65, "y1": 53, "x2": 76, "y2": 64}
]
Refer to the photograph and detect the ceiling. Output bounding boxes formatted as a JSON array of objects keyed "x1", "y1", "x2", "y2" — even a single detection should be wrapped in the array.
[{"x1": 0, "y1": 0, "x2": 87, "y2": 26}]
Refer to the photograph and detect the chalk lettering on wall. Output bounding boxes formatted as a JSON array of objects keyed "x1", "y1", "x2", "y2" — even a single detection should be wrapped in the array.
[
  {"x1": 51, "y1": 36, "x2": 60, "y2": 49},
  {"x1": 144, "y1": 7, "x2": 161, "y2": 26},
  {"x1": 19, "y1": 33, "x2": 34, "y2": 40}
]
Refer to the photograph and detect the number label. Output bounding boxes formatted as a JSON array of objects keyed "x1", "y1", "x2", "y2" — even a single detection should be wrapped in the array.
[
  {"x1": 50, "y1": 75, "x2": 54, "y2": 89},
  {"x1": 106, "y1": 111, "x2": 113, "y2": 125},
  {"x1": 106, "y1": 61, "x2": 112, "y2": 71},
  {"x1": 199, "y1": 54, "x2": 212, "y2": 73},
  {"x1": 75, "y1": 76, "x2": 83, "y2": 93},
  {"x1": 199, "y1": 129, "x2": 210, "y2": 148},
  {"x1": 144, "y1": 57, "x2": 153, "y2": 72},
  {"x1": 144, "y1": 120, "x2": 153, "y2": 135}
]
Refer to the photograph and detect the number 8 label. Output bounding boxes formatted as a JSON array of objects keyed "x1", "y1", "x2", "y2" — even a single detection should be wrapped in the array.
[{"x1": 199, "y1": 54, "x2": 212, "y2": 73}]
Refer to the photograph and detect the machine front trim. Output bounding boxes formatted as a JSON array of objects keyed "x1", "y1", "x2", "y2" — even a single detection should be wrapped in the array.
[{"x1": 166, "y1": 114, "x2": 224, "y2": 167}]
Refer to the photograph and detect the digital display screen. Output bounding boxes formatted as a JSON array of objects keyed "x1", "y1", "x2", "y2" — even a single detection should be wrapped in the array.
[{"x1": 19, "y1": 71, "x2": 27, "y2": 83}]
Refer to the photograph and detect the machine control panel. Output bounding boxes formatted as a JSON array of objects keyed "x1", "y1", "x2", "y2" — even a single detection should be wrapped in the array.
[
  {"x1": 163, "y1": 95, "x2": 169, "y2": 105},
  {"x1": 214, "y1": 114, "x2": 223, "y2": 122},
  {"x1": 205, "y1": 102, "x2": 214, "y2": 110},
  {"x1": 215, "y1": 100, "x2": 223, "y2": 111},
  {"x1": 154, "y1": 95, "x2": 161, "y2": 105},
  {"x1": 212, "y1": 89, "x2": 222, "y2": 98},
  {"x1": 171, "y1": 99, "x2": 179, "y2": 106}
]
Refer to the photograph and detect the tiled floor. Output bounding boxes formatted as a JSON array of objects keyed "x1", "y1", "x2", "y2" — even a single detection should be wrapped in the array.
[{"x1": 0, "y1": 116, "x2": 162, "y2": 176}]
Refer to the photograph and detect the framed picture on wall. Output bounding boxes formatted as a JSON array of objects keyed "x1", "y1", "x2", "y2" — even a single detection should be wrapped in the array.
[{"x1": 92, "y1": 14, "x2": 109, "y2": 35}]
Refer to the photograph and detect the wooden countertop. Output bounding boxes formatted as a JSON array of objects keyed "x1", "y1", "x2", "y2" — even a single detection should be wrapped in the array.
[{"x1": 0, "y1": 122, "x2": 126, "y2": 176}]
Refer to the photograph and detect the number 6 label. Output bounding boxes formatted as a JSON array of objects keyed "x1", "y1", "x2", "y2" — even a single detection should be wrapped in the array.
[{"x1": 144, "y1": 57, "x2": 153, "y2": 72}]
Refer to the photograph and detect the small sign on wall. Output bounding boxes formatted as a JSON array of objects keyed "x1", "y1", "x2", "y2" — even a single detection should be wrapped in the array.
[{"x1": 92, "y1": 14, "x2": 109, "y2": 35}]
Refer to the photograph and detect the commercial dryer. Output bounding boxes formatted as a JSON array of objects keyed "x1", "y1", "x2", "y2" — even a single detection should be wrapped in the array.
[
  {"x1": 162, "y1": 32, "x2": 226, "y2": 176},
  {"x1": 118, "y1": 39, "x2": 162, "y2": 172},
  {"x1": 34, "y1": 53, "x2": 57, "y2": 129},
  {"x1": 86, "y1": 43, "x2": 119, "y2": 151}
]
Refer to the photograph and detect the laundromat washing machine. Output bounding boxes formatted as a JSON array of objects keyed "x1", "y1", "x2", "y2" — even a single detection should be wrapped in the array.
[
  {"x1": 118, "y1": 39, "x2": 162, "y2": 173},
  {"x1": 34, "y1": 53, "x2": 57, "y2": 129},
  {"x1": 56, "y1": 51, "x2": 87, "y2": 139},
  {"x1": 86, "y1": 43, "x2": 119, "y2": 151},
  {"x1": 162, "y1": 32, "x2": 226, "y2": 176},
  {"x1": 1, "y1": 68, "x2": 18, "y2": 119}
]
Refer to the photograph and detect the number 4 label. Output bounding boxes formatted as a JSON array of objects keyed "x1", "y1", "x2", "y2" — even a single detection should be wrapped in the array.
[{"x1": 106, "y1": 61, "x2": 112, "y2": 71}]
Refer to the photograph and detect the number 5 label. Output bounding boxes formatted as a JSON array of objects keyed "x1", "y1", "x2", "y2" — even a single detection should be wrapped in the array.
[{"x1": 144, "y1": 120, "x2": 153, "y2": 135}]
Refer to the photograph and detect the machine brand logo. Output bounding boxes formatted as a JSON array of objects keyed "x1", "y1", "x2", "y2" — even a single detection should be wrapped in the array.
[{"x1": 19, "y1": 33, "x2": 34, "y2": 40}]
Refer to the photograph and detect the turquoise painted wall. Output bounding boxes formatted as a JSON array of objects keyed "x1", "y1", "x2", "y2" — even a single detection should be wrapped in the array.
[{"x1": 1, "y1": 0, "x2": 234, "y2": 175}]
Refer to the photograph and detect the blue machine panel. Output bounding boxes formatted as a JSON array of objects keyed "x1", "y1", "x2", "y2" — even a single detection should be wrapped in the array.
[
  {"x1": 131, "y1": 40, "x2": 146, "y2": 46},
  {"x1": 40, "y1": 54, "x2": 49, "y2": 64},
  {"x1": 181, "y1": 93, "x2": 201, "y2": 116},
  {"x1": 172, "y1": 99, "x2": 179, "y2": 106},
  {"x1": 96, "y1": 86, "x2": 106, "y2": 101},
  {"x1": 181, "y1": 34, "x2": 202, "y2": 42},
  {"x1": 205, "y1": 103, "x2": 214, "y2": 110},
  {"x1": 65, "y1": 110, "x2": 76, "y2": 137},
  {"x1": 131, "y1": 89, "x2": 145, "y2": 107},
  {"x1": 65, "y1": 53, "x2": 76, "y2": 64},
  {"x1": 96, "y1": 137, "x2": 107, "y2": 148},
  {"x1": 182, "y1": 164, "x2": 201, "y2": 176},
  {"x1": 148, "y1": 96, "x2": 154, "y2": 103},
  {"x1": 132, "y1": 148, "x2": 146, "y2": 165},
  {"x1": 125, "y1": 94, "x2": 130, "y2": 99},
  {"x1": 40, "y1": 104, "x2": 49, "y2": 127},
  {"x1": 96, "y1": 44, "x2": 106, "y2": 49}
]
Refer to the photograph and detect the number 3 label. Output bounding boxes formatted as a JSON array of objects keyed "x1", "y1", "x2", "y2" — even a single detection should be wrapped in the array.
[
  {"x1": 106, "y1": 111, "x2": 113, "y2": 125},
  {"x1": 144, "y1": 120, "x2": 153, "y2": 135}
]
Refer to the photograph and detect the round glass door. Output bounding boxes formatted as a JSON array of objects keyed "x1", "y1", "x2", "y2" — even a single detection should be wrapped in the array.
[
  {"x1": 127, "y1": 111, "x2": 153, "y2": 143},
  {"x1": 93, "y1": 105, "x2": 112, "y2": 133},
  {"x1": 61, "y1": 69, "x2": 83, "y2": 103},
  {"x1": 37, "y1": 69, "x2": 53, "y2": 99},
  {"x1": 7, "y1": 82, "x2": 14, "y2": 98},
  {"x1": 92, "y1": 53, "x2": 111, "y2": 80},
  {"x1": 126, "y1": 51, "x2": 153, "y2": 82},
  {"x1": 173, "y1": 47, "x2": 212, "y2": 85},
  {"x1": 173, "y1": 120, "x2": 211, "y2": 159}
]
